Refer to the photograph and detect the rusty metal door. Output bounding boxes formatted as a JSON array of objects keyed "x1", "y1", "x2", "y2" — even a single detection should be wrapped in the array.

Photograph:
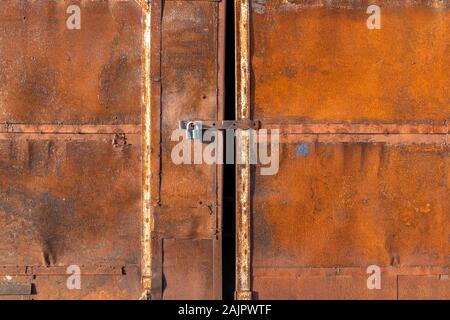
[
  {"x1": 144, "y1": 0, "x2": 225, "y2": 300},
  {"x1": 235, "y1": 0, "x2": 449, "y2": 299},
  {"x1": 0, "y1": 0, "x2": 224, "y2": 300}
]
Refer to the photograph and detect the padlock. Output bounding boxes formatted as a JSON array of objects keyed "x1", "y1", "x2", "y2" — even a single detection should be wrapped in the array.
[
  {"x1": 192, "y1": 122, "x2": 202, "y2": 140},
  {"x1": 186, "y1": 121, "x2": 195, "y2": 140},
  {"x1": 185, "y1": 121, "x2": 202, "y2": 140}
]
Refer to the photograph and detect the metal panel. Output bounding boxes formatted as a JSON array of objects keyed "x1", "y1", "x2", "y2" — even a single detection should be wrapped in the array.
[
  {"x1": 32, "y1": 267, "x2": 142, "y2": 300},
  {"x1": 0, "y1": 0, "x2": 143, "y2": 124},
  {"x1": 237, "y1": 0, "x2": 449, "y2": 299},
  {"x1": 398, "y1": 275, "x2": 450, "y2": 300},
  {"x1": 162, "y1": 239, "x2": 214, "y2": 300},
  {"x1": 254, "y1": 140, "x2": 448, "y2": 268},
  {"x1": 251, "y1": 0, "x2": 449, "y2": 122},
  {"x1": 0, "y1": 135, "x2": 142, "y2": 267},
  {"x1": 253, "y1": 273, "x2": 398, "y2": 300}
]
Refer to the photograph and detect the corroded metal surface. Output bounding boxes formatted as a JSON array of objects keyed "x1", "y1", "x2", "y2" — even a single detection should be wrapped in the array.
[
  {"x1": 31, "y1": 266, "x2": 142, "y2": 300},
  {"x1": 162, "y1": 239, "x2": 214, "y2": 299},
  {"x1": 252, "y1": 0, "x2": 449, "y2": 123},
  {"x1": 254, "y1": 141, "x2": 448, "y2": 266},
  {"x1": 0, "y1": 134, "x2": 143, "y2": 299},
  {"x1": 242, "y1": 0, "x2": 449, "y2": 299},
  {"x1": 0, "y1": 134, "x2": 142, "y2": 266},
  {"x1": 0, "y1": 0, "x2": 143, "y2": 124}
]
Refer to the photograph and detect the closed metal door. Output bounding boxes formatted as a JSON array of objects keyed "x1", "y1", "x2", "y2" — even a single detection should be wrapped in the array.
[
  {"x1": 145, "y1": 0, "x2": 225, "y2": 300},
  {"x1": 0, "y1": 0, "x2": 144, "y2": 299},
  {"x1": 235, "y1": 0, "x2": 449, "y2": 300},
  {"x1": 0, "y1": 0, "x2": 225, "y2": 300},
  {"x1": 0, "y1": 0, "x2": 447, "y2": 301}
]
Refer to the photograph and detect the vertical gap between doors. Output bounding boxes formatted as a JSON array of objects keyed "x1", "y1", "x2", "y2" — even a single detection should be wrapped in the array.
[{"x1": 222, "y1": 0, "x2": 236, "y2": 300}]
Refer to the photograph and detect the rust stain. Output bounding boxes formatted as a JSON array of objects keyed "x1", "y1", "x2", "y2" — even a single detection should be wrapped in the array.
[
  {"x1": 134, "y1": 0, "x2": 149, "y2": 11},
  {"x1": 235, "y1": 0, "x2": 253, "y2": 300},
  {"x1": 141, "y1": 2, "x2": 152, "y2": 299}
]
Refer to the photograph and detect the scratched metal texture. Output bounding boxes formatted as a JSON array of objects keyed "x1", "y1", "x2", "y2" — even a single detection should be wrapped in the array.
[
  {"x1": 248, "y1": 0, "x2": 449, "y2": 299},
  {"x1": 0, "y1": 0, "x2": 143, "y2": 299}
]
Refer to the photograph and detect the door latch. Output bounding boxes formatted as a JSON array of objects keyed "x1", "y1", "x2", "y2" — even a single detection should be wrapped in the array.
[{"x1": 179, "y1": 120, "x2": 261, "y2": 140}]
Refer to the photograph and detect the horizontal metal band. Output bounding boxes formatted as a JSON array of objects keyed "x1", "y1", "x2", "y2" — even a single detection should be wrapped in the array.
[
  {"x1": 0, "y1": 124, "x2": 141, "y2": 134},
  {"x1": 135, "y1": 0, "x2": 221, "y2": 11},
  {"x1": 262, "y1": 123, "x2": 449, "y2": 134},
  {"x1": 275, "y1": 133, "x2": 447, "y2": 144},
  {"x1": 253, "y1": 266, "x2": 450, "y2": 278},
  {"x1": 0, "y1": 133, "x2": 141, "y2": 145},
  {"x1": 0, "y1": 265, "x2": 139, "y2": 276}
]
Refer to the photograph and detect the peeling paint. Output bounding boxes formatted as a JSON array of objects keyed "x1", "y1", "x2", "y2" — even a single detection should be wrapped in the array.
[
  {"x1": 235, "y1": 0, "x2": 253, "y2": 301},
  {"x1": 252, "y1": 0, "x2": 267, "y2": 14},
  {"x1": 296, "y1": 143, "x2": 309, "y2": 156}
]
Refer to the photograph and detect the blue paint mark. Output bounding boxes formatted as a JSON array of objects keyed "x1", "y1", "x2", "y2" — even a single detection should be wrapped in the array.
[{"x1": 296, "y1": 143, "x2": 309, "y2": 157}]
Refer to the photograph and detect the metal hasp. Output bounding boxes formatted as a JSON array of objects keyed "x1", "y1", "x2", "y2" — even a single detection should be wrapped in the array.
[
  {"x1": 179, "y1": 120, "x2": 261, "y2": 140},
  {"x1": 235, "y1": 0, "x2": 253, "y2": 300}
]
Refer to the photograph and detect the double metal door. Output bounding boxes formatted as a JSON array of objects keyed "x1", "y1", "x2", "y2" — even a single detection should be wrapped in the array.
[{"x1": 0, "y1": 0, "x2": 448, "y2": 300}]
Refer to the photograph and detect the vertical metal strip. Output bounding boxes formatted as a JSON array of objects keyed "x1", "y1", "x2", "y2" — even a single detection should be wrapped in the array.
[
  {"x1": 141, "y1": 0, "x2": 162, "y2": 300},
  {"x1": 235, "y1": 0, "x2": 253, "y2": 300},
  {"x1": 141, "y1": 0, "x2": 152, "y2": 300}
]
